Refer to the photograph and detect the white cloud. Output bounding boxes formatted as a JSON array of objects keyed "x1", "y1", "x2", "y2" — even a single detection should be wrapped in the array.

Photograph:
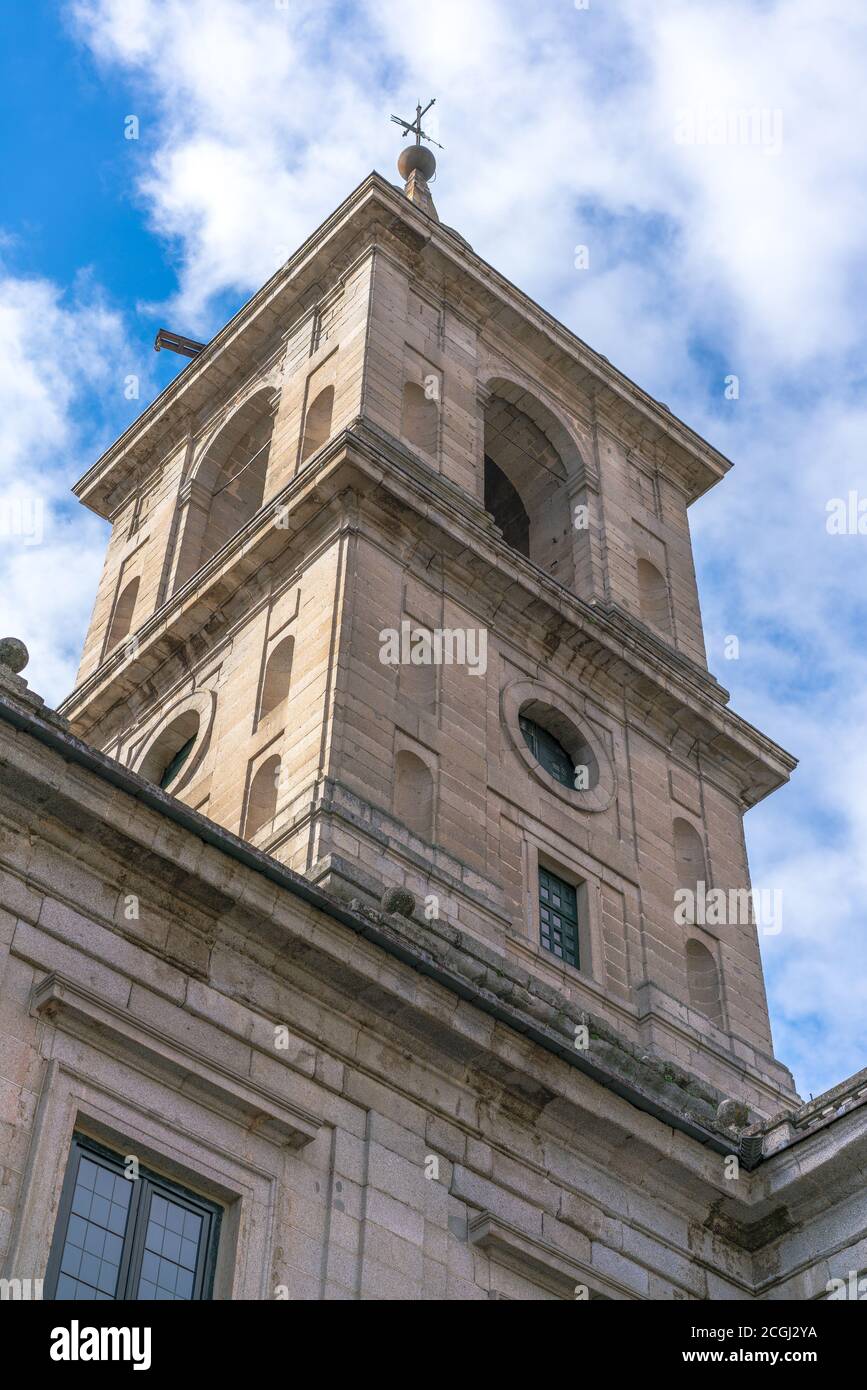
[{"x1": 0, "y1": 271, "x2": 122, "y2": 698}]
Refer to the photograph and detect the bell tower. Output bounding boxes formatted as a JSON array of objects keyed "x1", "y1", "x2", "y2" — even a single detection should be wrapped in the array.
[{"x1": 62, "y1": 134, "x2": 798, "y2": 1117}]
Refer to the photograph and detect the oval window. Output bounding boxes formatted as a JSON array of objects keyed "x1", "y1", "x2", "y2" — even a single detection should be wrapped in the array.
[
  {"x1": 517, "y1": 700, "x2": 600, "y2": 793},
  {"x1": 159, "y1": 735, "x2": 196, "y2": 790},
  {"x1": 519, "y1": 716, "x2": 575, "y2": 789},
  {"x1": 133, "y1": 694, "x2": 215, "y2": 795},
  {"x1": 503, "y1": 682, "x2": 614, "y2": 812}
]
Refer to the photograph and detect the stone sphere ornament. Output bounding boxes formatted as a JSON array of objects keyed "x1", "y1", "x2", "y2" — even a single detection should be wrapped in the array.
[
  {"x1": 717, "y1": 1098, "x2": 750, "y2": 1131},
  {"x1": 398, "y1": 144, "x2": 437, "y2": 182},
  {"x1": 380, "y1": 886, "x2": 417, "y2": 918},
  {"x1": 0, "y1": 638, "x2": 29, "y2": 674}
]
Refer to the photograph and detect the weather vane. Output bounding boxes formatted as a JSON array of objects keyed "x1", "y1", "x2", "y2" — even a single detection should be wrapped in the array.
[{"x1": 390, "y1": 98, "x2": 444, "y2": 150}]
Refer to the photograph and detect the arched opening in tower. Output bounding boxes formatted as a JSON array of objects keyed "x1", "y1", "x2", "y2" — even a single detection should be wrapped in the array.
[
  {"x1": 483, "y1": 391, "x2": 573, "y2": 584},
  {"x1": 484, "y1": 456, "x2": 530, "y2": 558}
]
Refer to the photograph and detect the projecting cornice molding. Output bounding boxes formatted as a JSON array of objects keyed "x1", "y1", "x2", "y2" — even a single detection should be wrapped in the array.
[
  {"x1": 30, "y1": 972, "x2": 322, "y2": 1150},
  {"x1": 467, "y1": 1211, "x2": 629, "y2": 1300}
]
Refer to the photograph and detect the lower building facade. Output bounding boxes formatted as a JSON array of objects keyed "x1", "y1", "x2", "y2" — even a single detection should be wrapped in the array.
[{"x1": 1, "y1": 657, "x2": 865, "y2": 1302}]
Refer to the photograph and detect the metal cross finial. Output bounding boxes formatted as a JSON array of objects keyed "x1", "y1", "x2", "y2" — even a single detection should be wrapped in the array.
[{"x1": 390, "y1": 98, "x2": 444, "y2": 149}]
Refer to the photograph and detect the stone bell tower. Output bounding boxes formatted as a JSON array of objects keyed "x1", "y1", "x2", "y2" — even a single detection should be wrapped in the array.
[{"x1": 62, "y1": 133, "x2": 798, "y2": 1119}]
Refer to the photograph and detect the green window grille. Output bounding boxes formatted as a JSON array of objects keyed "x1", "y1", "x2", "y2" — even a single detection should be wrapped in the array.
[
  {"x1": 539, "y1": 866, "x2": 580, "y2": 968},
  {"x1": 520, "y1": 716, "x2": 575, "y2": 789},
  {"x1": 44, "y1": 1134, "x2": 221, "y2": 1301},
  {"x1": 159, "y1": 735, "x2": 196, "y2": 789}
]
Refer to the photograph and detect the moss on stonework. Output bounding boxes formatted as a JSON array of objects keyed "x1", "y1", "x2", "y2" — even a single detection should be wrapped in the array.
[{"x1": 352, "y1": 894, "x2": 738, "y2": 1138}]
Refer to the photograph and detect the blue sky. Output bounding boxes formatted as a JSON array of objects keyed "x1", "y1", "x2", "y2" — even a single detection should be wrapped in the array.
[{"x1": 1, "y1": 0, "x2": 866, "y2": 1100}]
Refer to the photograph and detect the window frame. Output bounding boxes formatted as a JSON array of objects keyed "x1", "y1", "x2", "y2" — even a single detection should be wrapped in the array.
[
  {"x1": 502, "y1": 680, "x2": 616, "y2": 815},
  {"x1": 44, "y1": 1133, "x2": 221, "y2": 1302},
  {"x1": 538, "y1": 865, "x2": 581, "y2": 969}
]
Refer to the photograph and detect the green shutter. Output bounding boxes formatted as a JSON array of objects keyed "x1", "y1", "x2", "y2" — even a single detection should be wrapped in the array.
[
  {"x1": 519, "y1": 717, "x2": 575, "y2": 789},
  {"x1": 539, "y1": 867, "x2": 580, "y2": 968},
  {"x1": 159, "y1": 735, "x2": 196, "y2": 789}
]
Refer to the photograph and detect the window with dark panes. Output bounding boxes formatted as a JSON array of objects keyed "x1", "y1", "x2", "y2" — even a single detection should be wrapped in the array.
[
  {"x1": 519, "y1": 716, "x2": 576, "y2": 789},
  {"x1": 538, "y1": 866, "x2": 580, "y2": 969},
  {"x1": 159, "y1": 734, "x2": 196, "y2": 789},
  {"x1": 44, "y1": 1134, "x2": 221, "y2": 1301}
]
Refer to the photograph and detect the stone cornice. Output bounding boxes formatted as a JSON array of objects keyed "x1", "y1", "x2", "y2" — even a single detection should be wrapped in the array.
[
  {"x1": 467, "y1": 1211, "x2": 635, "y2": 1299},
  {"x1": 30, "y1": 972, "x2": 321, "y2": 1149}
]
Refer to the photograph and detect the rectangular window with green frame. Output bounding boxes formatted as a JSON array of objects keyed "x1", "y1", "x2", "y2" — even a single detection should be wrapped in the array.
[
  {"x1": 538, "y1": 866, "x2": 580, "y2": 968},
  {"x1": 44, "y1": 1134, "x2": 221, "y2": 1301}
]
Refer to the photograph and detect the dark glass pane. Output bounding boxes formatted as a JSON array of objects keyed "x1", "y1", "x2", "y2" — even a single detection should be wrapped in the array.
[
  {"x1": 94, "y1": 1167, "x2": 115, "y2": 1199},
  {"x1": 159, "y1": 735, "x2": 195, "y2": 789},
  {"x1": 71, "y1": 1186, "x2": 92, "y2": 1219},
  {"x1": 78, "y1": 1159, "x2": 98, "y2": 1191},
  {"x1": 112, "y1": 1173, "x2": 132, "y2": 1206},
  {"x1": 166, "y1": 1202, "x2": 185, "y2": 1235},
  {"x1": 539, "y1": 868, "x2": 580, "y2": 968},
  {"x1": 60, "y1": 1245, "x2": 82, "y2": 1277},
  {"x1": 180, "y1": 1237, "x2": 198, "y2": 1270},
  {"x1": 163, "y1": 1230, "x2": 182, "y2": 1262},
  {"x1": 83, "y1": 1225, "x2": 105, "y2": 1256},
  {"x1": 520, "y1": 717, "x2": 575, "y2": 788},
  {"x1": 53, "y1": 1151, "x2": 134, "y2": 1300},
  {"x1": 97, "y1": 1262, "x2": 119, "y2": 1294},
  {"x1": 107, "y1": 1202, "x2": 128, "y2": 1234},
  {"x1": 66, "y1": 1214, "x2": 87, "y2": 1249},
  {"x1": 90, "y1": 1196, "x2": 110, "y2": 1226}
]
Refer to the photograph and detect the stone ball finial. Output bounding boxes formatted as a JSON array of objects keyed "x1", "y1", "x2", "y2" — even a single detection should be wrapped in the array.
[
  {"x1": 380, "y1": 886, "x2": 417, "y2": 918},
  {"x1": 0, "y1": 638, "x2": 29, "y2": 674},
  {"x1": 717, "y1": 1098, "x2": 750, "y2": 1131},
  {"x1": 398, "y1": 144, "x2": 436, "y2": 182}
]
